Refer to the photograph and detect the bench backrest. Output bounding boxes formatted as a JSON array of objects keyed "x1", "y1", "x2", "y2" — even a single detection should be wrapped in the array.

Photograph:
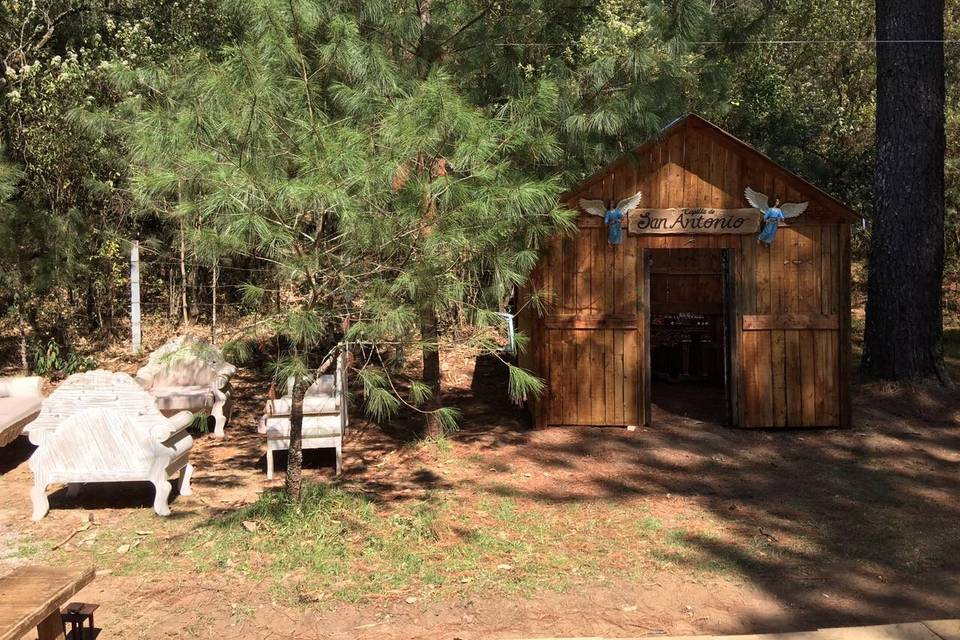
[
  {"x1": 27, "y1": 370, "x2": 164, "y2": 445},
  {"x1": 137, "y1": 335, "x2": 235, "y2": 388},
  {"x1": 29, "y1": 408, "x2": 163, "y2": 480}
]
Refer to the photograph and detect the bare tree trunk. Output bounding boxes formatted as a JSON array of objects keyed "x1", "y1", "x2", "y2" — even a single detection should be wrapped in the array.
[
  {"x1": 420, "y1": 306, "x2": 443, "y2": 439},
  {"x1": 85, "y1": 279, "x2": 97, "y2": 329},
  {"x1": 284, "y1": 376, "x2": 307, "y2": 501},
  {"x1": 168, "y1": 266, "x2": 176, "y2": 319},
  {"x1": 211, "y1": 262, "x2": 218, "y2": 342},
  {"x1": 179, "y1": 224, "x2": 189, "y2": 325},
  {"x1": 17, "y1": 308, "x2": 29, "y2": 374},
  {"x1": 863, "y1": 0, "x2": 948, "y2": 383}
]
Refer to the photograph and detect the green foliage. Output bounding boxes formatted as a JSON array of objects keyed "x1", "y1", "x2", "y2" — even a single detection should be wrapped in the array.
[{"x1": 31, "y1": 338, "x2": 96, "y2": 377}]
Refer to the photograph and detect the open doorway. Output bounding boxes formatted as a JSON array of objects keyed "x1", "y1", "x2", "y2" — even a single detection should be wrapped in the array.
[{"x1": 647, "y1": 248, "x2": 734, "y2": 425}]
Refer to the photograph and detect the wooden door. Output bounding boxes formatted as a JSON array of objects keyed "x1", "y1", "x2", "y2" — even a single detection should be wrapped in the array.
[
  {"x1": 542, "y1": 221, "x2": 645, "y2": 427},
  {"x1": 736, "y1": 224, "x2": 844, "y2": 427}
]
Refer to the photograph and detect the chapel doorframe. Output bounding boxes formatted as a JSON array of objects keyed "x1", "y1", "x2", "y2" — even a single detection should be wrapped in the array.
[
  {"x1": 640, "y1": 245, "x2": 740, "y2": 428},
  {"x1": 722, "y1": 248, "x2": 741, "y2": 427}
]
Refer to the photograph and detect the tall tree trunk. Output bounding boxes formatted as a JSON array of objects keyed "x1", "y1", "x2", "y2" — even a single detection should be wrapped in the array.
[
  {"x1": 284, "y1": 376, "x2": 307, "y2": 500},
  {"x1": 85, "y1": 279, "x2": 97, "y2": 329},
  {"x1": 168, "y1": 266, "x2": 177, "y2": 320},
  {"x1": 17, "y1": 306, "x2": 29, "y2": 374},
  {"x1": 420, "y1": 306, "x2": 443, "y2": 439},
  {"x1": 863, "y1": 0, "x2": 948, "y2": 383},
  {"x1": 211, "y1": 262, "x2": 218, "y2": 343},
  {"x1": 179, "y1": 224, "x2": 189, "y2": 325}
]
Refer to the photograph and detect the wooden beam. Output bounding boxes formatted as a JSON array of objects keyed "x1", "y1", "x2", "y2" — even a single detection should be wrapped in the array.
[
  {"x1": 742, "y1": 314, "x2": 840, "y2": 331},
  {"x1": 544, "y1": 314, "x2": 637, "y2": 330}
]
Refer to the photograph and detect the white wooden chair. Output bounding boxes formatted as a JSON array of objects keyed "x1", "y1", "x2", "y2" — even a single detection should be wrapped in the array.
[
  {"x1": 136, "y1": 335, "x2": 236, "y2": 437},
  {"x1": 258, "y1": 353, "x2": 347, "y2": 478},
  {"x1": 0, "y1": 376, "x2": 43, "y2": 448},
  {"x1": 27, "y1": 370, "x2": 194, "y2": 520}
]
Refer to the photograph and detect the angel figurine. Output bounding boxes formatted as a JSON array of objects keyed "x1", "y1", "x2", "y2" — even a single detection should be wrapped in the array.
[
  {"x1": 579, "y1": 191, "x2": 643, "y2": 246},
  {"x1": 744, "y1": 187, "x2": 808, "y2": 247}
]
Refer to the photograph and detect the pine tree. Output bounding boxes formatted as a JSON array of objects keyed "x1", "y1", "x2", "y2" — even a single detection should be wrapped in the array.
[{"x1": 113, "y1": 0, "x2": 569, "y2": 496}]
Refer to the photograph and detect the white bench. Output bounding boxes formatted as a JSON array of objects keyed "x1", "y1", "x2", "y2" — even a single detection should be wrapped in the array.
[
  {"x1": 27, "y1": 370, "x2": 194, "y2": 520},
  {"x1": 258, "y1": 353, "x2": 347, "y2": 478},
  {"x1": 0, "y1": 376, "x2": 43, "y2": 448},
  {"x1": 136, "y1": 335, "x2": 236, "y2": 437}
]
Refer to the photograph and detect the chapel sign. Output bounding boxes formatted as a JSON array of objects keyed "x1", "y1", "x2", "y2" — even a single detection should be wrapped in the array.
[{"x1": 628, "y1": 207, "x2": 760, "y2": 235}]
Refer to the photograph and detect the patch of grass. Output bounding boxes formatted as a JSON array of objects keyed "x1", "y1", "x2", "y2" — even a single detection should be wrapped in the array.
[
  {"x1": 637, "y1": 516, "x2": 663, "y2": 535},
  {"x1": 185, "y1": 485, "x2": 681, "y2": 604}
]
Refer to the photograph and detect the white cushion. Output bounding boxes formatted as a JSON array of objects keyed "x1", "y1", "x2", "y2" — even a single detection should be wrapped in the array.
[
  {"x1": 269, "y1": 375, "x2": 339, "y2": 415},
  {"x1": 0, "y1": 397, "x2": 41, "y2": 446},
  {"x1": 0, "y1": 396, "x2": 42, "y2": 428},
  {"x1": 264, "y1": 414, "x2": 342, "y2": 438},
  {"x1": 150, "y1": 385, "x2": 215, "y2": 412}
]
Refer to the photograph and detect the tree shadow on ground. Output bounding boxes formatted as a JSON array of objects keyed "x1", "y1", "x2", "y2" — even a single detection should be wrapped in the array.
[{"x1": 458, "y1": 372, "x2": 960, "y2": 633}]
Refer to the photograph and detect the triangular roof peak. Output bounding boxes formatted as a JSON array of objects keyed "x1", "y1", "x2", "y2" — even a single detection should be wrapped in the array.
[{"x1": 562, "y1": 113, "x2": 861, "y2": 223}]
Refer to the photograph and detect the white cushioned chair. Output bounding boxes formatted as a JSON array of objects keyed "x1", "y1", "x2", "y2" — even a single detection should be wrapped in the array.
[
  {"x1": 258, "y1": 353, "x2": 347, "y2": 478},
  {"x1": 0, "y1": 376, "x2": 44, "y2": 448},
  {"x1": 136, "y1": 335, "x2": 236, "y2": 437}
]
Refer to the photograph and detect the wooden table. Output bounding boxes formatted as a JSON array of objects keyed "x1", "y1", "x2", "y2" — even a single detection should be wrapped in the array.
[{"x1": 0, "y1": 565, "x2": 95, "y2": 640}]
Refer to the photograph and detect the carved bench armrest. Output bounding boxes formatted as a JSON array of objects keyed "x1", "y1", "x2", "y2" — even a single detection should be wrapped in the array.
[{"x1": 167, "y1": 410, "x2": 196, "y2": 431}]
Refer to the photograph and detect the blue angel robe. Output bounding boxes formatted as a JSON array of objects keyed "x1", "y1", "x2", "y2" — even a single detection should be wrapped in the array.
[
  {"x1": 604, "y1": 208, "x2": 624, "y2": 245},
  {"x1": 758, "y1": 207, "x2": 785, "y2": 245}
]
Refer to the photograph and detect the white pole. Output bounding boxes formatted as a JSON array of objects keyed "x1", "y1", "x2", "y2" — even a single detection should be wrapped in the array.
[{"x1": 131, "y1": 240, "x2": 142, "y2": 354}]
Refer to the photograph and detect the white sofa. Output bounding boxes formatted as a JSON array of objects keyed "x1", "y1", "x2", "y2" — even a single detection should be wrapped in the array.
[
  {"x1": 258, "y1": 353, "x2": 347, "y2": 478},
  {"x1": 0, "y1": 376, "x2": 43, "y2": 448},
  {"x1": 136, "y1": 335, "x2": 236, "y2": 437},
  {"x1": 27, "y1": 370, "x2": 194, "y2": 520}
]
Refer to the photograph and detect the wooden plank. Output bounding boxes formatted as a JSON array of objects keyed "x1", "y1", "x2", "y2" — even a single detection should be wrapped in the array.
[
  {"x1": 741, "y1": 331, "x2": 760, "y2": 426},
  {"x1": 544, "y1": 314, "x2": 638, "y2": 329},
  {"x1": 623, "y1": 235, "x2": 638, "y2": 314},
  {"x1": 758, "y1": 331, "x2": 774, "y2": 426},
  {"x1": 0, "y1": 566, "x2": 95, "y2": 640},
  {"x1": 770, "y1": 214, "x2": 786, "y2": 314},
  {"x1": 575, "y1": 228, "x2": 591, "y2": 315},
  {"x1": 798, "y1": 226, "x2": 817, "y2": 313},
  {"x1": 548, "y1": 331, "x2": 563, "y2": 425},
  {"x1": 771, "y1": 329, "x2": 787, "y2": 427},
  {"x1": 667, "y1": 131, "x2": 685, "y2": 207},
  {"x1": 785, "y1": 329, "x2": 803, "y2": 426},
  {"x1": 590, "y1": 329, "x2": 604, "y2": 425},
  {"x1": 814, "y1": 330, "x2": 830, "y2": 426},
  {"x1": 614, "y1": 330, "x2": 624, "y2": 424},
  {"x1": 800, "y1": 330, "x2": 817, "y2": 426},
  {"x1": 624, "y1": 328, "x2": 640, "y2": 425},
  {"x1": 742, "y1": 235, "x2": 757, "y2": 314},
  {"x1": 742, "y1": 314, "x2": 840, "y2": 330},
  {"x1": 562, "y1": 330, "x2": 576, "y2": 425},
  {"x1": 819, "y1": 224, "x2": 831, "y2": 314}
]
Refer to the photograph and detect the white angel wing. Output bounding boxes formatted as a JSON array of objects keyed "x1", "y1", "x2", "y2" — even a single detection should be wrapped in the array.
[
  {"x1": 579, "y1": 198, "x2": 608, "y2": 218},
  {"x1": 614, "y1": 190, "x2": 642, "y2": 214},
  {"x1": 743, "y1": 186, "x2": 769, "y2": 212},
  {"x1": 780, "y1": 201, "x2": 809, "y2": 218}
]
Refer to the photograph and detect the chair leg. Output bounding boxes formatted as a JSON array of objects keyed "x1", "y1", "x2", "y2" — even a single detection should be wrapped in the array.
[
  {"x1": 211, "y1": 401, "x2": 227, "y2": 438},
  {"x1": 151, "y1": 477, "x2": 172, "y2": 517},
  {"x1": 266, "y1": 447, "x2": 274, "y2": 480},
  {"x1": 335, "y1": 445, "x2": 342, "y2": 476},
  {"x1": 178, "y1": 463, "x2": 193, "y2": 496},
  {"x1": 31, "y1": 482, "x2": 50, "y2": 521}
]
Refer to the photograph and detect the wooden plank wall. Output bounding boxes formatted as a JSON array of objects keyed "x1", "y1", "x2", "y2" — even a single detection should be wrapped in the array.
[{"x1": 518, "y1": 117, "x2": 850, "y2": 429}]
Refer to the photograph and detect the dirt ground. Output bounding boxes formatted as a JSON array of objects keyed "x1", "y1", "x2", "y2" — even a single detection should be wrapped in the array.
[{"x1": 3, "y1": 345, "x2": 960, "y2": 639}]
